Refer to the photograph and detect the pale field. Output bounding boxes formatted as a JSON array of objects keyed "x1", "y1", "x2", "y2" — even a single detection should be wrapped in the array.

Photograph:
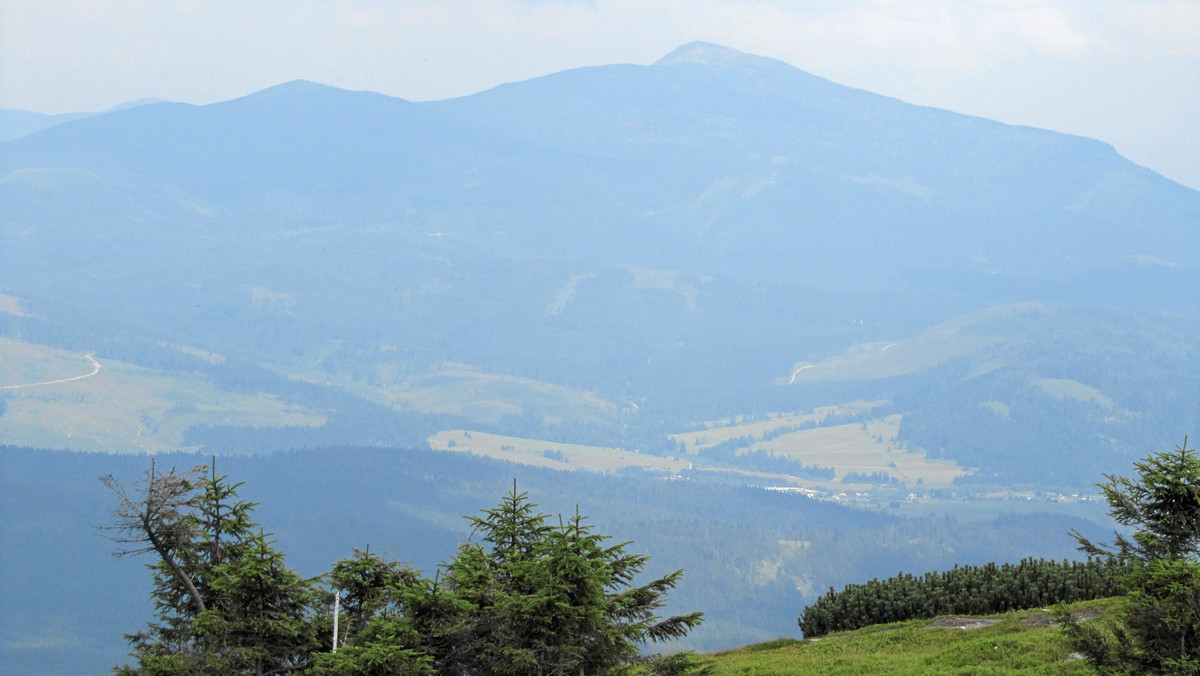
[
  {"x1": 1035, "y1": 377, "x2": 1114, "y2": 408},
  {"x1": 670, "y1": 400, "x2": 886, "y2": 453},
  {"x1": 284, "y1": 360, "x2": 618, "y2": 426},
  {"x1": 428, "y1": 429, "x2": 690, "y2": 474},
  {"x1": 785, "y1": 304, "x2": 1046, "y2": 385},
  {"x1": 753, "y1": 414, "x2": 965, "y2": 487},
  {"x1": 0, "y1": 339, "x2": 324, "y2": 453},
  {"x1": 0, "y1": 294, "x2": 34, "y2": 318},
  {"x1": 0, "y1": 337, "x2": 94, "y2": 385},
  {"x1": 163, "y1": 342, "x2": 227, "y2": 365}
]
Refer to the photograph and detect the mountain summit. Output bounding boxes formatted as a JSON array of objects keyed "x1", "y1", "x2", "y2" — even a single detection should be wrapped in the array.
[
  {"x1": 654, "y1": 41, "x2": 791, "y2": 73},
  {"x1": 3, "y1": 42, "x2": 1195, "y2": 291}
]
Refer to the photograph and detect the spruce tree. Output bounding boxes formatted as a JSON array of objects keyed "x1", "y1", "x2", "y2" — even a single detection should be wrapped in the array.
[
  {"x1": 1061, "y1": 438, "x2": 1200, "y2": 673},
  {"x1": 439, "y1": 484, "x2": 705, "y2": 675},
  {"x1": 307, "y1": 548, "x2": 434, "y2": 676},
  {"x1": 321, "y1": 485, "x2": 706, "y2": 675},
  {"x1": 103, "y1": 461, "x2": 318, "y2": 675},
  {"x1": 106, "y1": 470, "x2": 703, "y2": 674}
]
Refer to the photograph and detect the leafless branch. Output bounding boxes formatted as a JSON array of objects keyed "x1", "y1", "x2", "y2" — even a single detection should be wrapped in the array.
[{"x1": 99, "y1": 459, "x2": 209, "y2": 613}]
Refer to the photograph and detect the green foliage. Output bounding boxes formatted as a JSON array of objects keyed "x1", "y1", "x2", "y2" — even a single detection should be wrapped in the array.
[
  {"x1": 103, "y1": 460, "x2": 319, "y2": 674},
  {"x1": 196, "y1": 530, "x2": 320, "y2": 672},
  {"x1": 842, "y1": 471, "x2": 900, "y2": 485},
  {"x1": 315, "y1": 484, "x2": 705, "y2": 675},
  {"x1": 306, "y1": 610, "x2": 434, "y2": 676},
  {"x1": 107, "y1": 466, "x2": 703, "y2": 675},
  {"x1": 798, "y1": 557, "x2": 1125, "y2": 638},
  {"x1": 311, "y1": 549, "x2": 461, "y2": 675},
  {"x1": 1073, "y1": 438, "x2": 1200, "y2": 563},
  {"x1": 1124, "y1": 558, "x2": 1200, "y2": 672},
  {"x1": 1062, "y1": 438, "x2": 1200, "y2": 674},
  {"x1": 428, "y1": 484, "x2": 705, "y2": 674},
  {"x1": 712, "y1": 599, "x2": 1121, "y2": 675},
  {"x1": 323, "y1": 547, "x2": 426, "y2": 643}
]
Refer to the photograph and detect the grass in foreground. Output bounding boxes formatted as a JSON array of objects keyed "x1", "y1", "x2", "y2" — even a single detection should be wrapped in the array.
[{"x1": 701, "y1": 597, "x2": 1124, "y2": 675}]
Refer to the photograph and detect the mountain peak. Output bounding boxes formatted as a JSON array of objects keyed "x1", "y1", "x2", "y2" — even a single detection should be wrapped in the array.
[
  {"x1": 105, "y1": 98, "x2": 170, "y2": 113},
  {"x1": 654, "y1": 42, "x2": 782, "y2": 71},
  {"x1": 217, "y1": 79, "x2": 411, "y2": 110},
  {"x1": 260, "y1": 79, "x2": 341, "y2": 95}
]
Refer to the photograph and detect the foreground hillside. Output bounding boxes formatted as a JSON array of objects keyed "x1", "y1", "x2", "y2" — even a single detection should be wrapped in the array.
[
  {"x1": 702, "y1": 598, "x2": 1121, "y2": 675},
  {"x1": 0, "y1": 446, "x2": 1113, "y2": 674}
]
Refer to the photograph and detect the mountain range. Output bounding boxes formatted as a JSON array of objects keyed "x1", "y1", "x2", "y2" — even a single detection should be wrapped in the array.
[
  {"x1": 2, "y1": 40, "x2": 1199, "y2": 488},
  {"x1": 4, "y1": 41, "x2": 1200, "y2": 674}
]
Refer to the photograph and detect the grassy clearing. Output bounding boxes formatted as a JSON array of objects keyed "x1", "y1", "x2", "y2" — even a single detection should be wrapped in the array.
[
  {"x1": 756, "y1": 415, "x2": 965, "y2": 487},
  {"x1": 1034, "y1": 378, "x2": 1114, "y2": 409},
  {"x1": 428, "y1": 430, "x2": 689, "y2": 474},
  {"x1": 670, "y1": 401, "x2": 886, "y2": 454},
  {"x1": 0, "y1": 339, "x2": 323, "y2": 452},
  {"x1": 701, "y1": 597, "x2": 1122, "y2": 675},
  {"x1": 785, "y1": 305, "x2": 1046, "y2": 386},
  {"x1": 0, "y1": 294, "x2": 35, "y2": 318},
  {"x1": 286, "y1": 360, "x2": 619, "y2": 426},
  {"x1": 0, "y1": 337, "x2": 95, "y2": 385},
  {"x1": 671, "y1": 402, "x2": 964, "y2": 488}
]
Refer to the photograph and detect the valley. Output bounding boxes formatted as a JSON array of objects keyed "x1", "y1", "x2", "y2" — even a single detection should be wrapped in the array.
[{"x1": 1, "y1": 41, "x2": 1197, "y2": 673}]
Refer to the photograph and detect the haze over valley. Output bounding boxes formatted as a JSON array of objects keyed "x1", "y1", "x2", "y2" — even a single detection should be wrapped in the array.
[{"x1": 2, "y1": 42, "x2": 1198, "y2": 673}]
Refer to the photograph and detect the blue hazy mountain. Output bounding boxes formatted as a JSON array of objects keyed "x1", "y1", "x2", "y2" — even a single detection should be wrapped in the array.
[
  {"x1": 1, "y1": 42, "x2": 1198, "y2": 486},
  {"x1": 0, "y1": 109, "x2": 92, "y2": 143},
  {"x1": 4, "y1": 42, "x2": 1196, "y2": 291},
  {"x1": 0, "y1": 98, "x2": 167, "y2": 143}
]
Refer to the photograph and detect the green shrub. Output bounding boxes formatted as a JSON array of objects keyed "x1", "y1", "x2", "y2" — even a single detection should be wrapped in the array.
[{"x1": 799, "y1": 557, "x2": 1125, "y2": 637}]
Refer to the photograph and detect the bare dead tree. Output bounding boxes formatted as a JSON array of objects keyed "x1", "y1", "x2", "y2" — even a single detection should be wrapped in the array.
[{"x1": 100, "y1": 459, "x2": 209, "y2": 614}]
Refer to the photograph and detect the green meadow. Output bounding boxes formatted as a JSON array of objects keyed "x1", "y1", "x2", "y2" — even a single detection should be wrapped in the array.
[{"x1": 701, "y1": 598, "x2": 1122, "y2": 675}]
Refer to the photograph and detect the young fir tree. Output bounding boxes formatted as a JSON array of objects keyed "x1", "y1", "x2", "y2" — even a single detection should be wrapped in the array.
[
  {"x1": 307, "y1": 548, "x2": 435, "y2": 676},
  {"x1": 106, "y1": 469, "x2": 703, "y2": 675},
  {"x1": 1060, "y1": 438, "x2": 1200, "y2": 673},
  {"x1": 315, "y1": 484, "x2": 706, "y2": 675},
  {"x1": 439, "y1": 484, "x2": 706, "y2": 676},
  {"x1": 103, "y1": 461, "x2": 319, "y2": 675}
]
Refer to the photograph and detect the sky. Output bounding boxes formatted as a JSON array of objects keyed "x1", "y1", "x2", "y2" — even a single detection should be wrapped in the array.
[{"x1": 2, "y1": 0, "x2": 1197, "y2": 189}]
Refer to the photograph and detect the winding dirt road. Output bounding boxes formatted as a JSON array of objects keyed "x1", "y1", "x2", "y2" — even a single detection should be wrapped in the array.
[
  {"x1": 788, "y1": 364, "x2": 814, "y2": 384},
  {"x1": 0, "y1": 352, "x2": 102, "y2": 391}
]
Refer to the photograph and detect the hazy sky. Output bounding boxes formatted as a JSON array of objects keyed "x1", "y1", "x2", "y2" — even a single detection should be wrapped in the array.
[{"x1": 2, "y1": 0, "x2": 1197, "y2": 188}]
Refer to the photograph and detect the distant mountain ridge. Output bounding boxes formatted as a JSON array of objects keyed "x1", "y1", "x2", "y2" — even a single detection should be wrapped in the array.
[
  {"x1": 3, "y1": 42, "x2": 1195, "y2": 289},
  {"x1": 1, "y1": 42, "x2": 1197, "y2": 488},
  {"x1": 0, "y1": 98, "x2": 168, "y2": 143}
]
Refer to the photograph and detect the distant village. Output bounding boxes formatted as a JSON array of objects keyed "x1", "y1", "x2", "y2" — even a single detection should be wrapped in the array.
[{"x1": 762, "y1": 484, "x2": 1098, "y2": 507}]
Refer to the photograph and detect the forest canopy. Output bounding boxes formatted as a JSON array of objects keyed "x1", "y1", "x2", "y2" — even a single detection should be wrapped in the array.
[{"x1": 101, "y1": 462, "x2": 704, "y2": 675}]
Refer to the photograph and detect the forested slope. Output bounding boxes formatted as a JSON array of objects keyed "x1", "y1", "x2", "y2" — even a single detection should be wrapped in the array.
[{"x1": 0, "y1": 446, "x2": 1110, "y2": 674}]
